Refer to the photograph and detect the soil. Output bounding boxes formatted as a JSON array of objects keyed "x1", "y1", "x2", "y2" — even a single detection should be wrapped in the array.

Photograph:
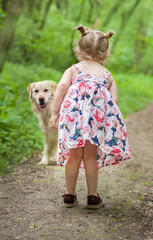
[{"x1": 0, "y1": 103, "x2": 153, "y2": 240}]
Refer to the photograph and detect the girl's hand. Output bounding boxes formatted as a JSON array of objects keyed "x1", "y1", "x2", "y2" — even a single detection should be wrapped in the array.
[
  {"x1": 50, "y1": 114, "x2": 58, "y2": 130},
  {"x1": 50, "y1": 67, "x2": 72, "y2": 130}
]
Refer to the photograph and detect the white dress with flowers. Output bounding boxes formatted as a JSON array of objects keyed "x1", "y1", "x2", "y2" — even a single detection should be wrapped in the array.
[{"x1": 57, "y1": 64, "x2": 131, "y2": 168}]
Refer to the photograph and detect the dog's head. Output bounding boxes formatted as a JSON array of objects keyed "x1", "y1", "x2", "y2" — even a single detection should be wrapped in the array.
[{"x1": 27, "y1": 80, "x2": 57, "y2": 111}]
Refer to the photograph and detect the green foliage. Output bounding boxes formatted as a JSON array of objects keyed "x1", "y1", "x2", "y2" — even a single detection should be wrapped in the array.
[
  {"x1": 0, "y1": 62, "x2": 62, "y2": 175},
  {"x1": 0, "y1": 0, "x2": 153, "y2": 174},
  {"x1": 8, "y1": 7, "x2": 76, "y2": 72},
  {"x1": 5, "y1": 1, "x2": 153, "y2": 74},
  {"x1": 0, "y1": 8, "x2": 6, "y2": 29},
  {"x1": 1, "y1": 62, "x2": 153, "y2": 175},
  {"x1": 115, "y1": 72, "x2": 153, "y2": 116}
]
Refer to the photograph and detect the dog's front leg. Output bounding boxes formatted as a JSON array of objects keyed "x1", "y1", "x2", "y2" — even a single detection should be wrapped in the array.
[{"x1": 39, "y1": 137, "x2": 50, "y2": 165}]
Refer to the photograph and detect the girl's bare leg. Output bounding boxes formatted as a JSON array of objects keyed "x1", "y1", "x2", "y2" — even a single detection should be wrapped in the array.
[
  {"x1": 83, "y1": 140, "x2": 99, "y2": 196},
  {"x1": 65, "y1": 147, "x2": 83, "y2": 195}
]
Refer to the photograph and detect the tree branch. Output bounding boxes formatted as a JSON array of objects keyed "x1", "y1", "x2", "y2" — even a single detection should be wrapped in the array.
[{"x1": 39, "y1": 0, "x2": 53, "y2": 30}]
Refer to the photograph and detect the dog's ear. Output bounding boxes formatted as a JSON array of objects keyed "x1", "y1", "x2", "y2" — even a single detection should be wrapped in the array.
[
  {"x1": 50, "y1": 81, "x2": 57, "y2": 95},
  {"x1": 27, "y1": 84, "x2": 33, "y2": 99}
]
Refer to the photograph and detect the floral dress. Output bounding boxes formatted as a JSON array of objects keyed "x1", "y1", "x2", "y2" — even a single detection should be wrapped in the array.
[{"x1": 57, "y1": 63, "x2": 131, "y2": 168}]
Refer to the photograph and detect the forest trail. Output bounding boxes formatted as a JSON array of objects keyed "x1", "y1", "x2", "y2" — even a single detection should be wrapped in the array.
[{"x1": 0, "y1": 103, "x2": 153, "y2": 240}]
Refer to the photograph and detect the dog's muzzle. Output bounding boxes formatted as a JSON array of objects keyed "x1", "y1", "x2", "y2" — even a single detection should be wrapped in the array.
[{"x1": 39, "y1": 98, "x2": 47, "y2": 109}]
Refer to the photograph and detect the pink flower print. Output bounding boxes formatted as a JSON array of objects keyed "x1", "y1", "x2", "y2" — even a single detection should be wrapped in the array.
[
  {"x1": 68, "y1": 88, "x2": 76, "y2": 98},
  {"x1": 77, "y1": 140, "x2": 84, "y2": 148},
  {"x1": 105, "y1": 118, "x2": 110, "y2": 126},
  {"x1": 114, "y1": 127, "x2": 125, "y2": 139},
  {"x1": 77, "y1": 75, "x2": 84, "y2": 80},
  {"x1": 59, "y1": 115, "x2": 64, "y2": 122},
  {"x1": 117, "y1": 141, "x2": 123, "y2": 148},
  {"x1": 120, "y1": 126, "x2": 127, "y2": 138},
  {"x1": 83, "y1": 126, "x2": 88, "y2": 134},
  {"x1": 114, "y1": 131, "x2": 122, "y2": 139},
  {"x1": 78, "y1": 82, "x2": 86, "y2": 92},
  {"x1": 112, "y1": 106, "x2": 118, "y2": 115},
  {"x1": 91, "y1": 129, "x2": 95, "y2": 137},
  {"x1": 103, "y1": 145, "x2": 110, "y2": 153},
  {"x1": 99, "y1": 89, "x2": 107, "y2": 99},
  {"x1": 110, "y1": 149, "x2": 121, "y2": 155},
  {"x1": 105, "y1": 159, "x2": 111, "y2": 166},
  {"x1": 86, "y1": 83, "x2": 92, "y2": 90},
  {"x1": 94, "y1": 110, "x2": 104, "y2": 123},
  {"x1": 63, "y1": 100, "x2": 71, "y2": 108},
  {"x1": 112, "y1": 158, "x2": 119, "y2": 165},
  {"x1": 67, "y1": 116, "x2": 74, "y2": 122}
]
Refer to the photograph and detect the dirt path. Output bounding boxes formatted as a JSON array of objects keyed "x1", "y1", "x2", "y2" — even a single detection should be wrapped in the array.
[{"x1": 0, "y1": 103, "x2": 153, "y2": 240}]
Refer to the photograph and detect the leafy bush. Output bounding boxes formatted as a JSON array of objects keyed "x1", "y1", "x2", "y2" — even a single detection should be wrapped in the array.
[
  {"x1": 114, "y1": 72, "x2": 153, "y2": 117},
  {"x1": 8, "y1": 8, "x2": 76, "y2": 72},
  {"x1": 1, "y1": 0, "x2": 153, "y2": 175},
  {"x1": 0, "y1": 62, "x2": 62, "y2": 175},
  {"x1": 1, "y1": 62, "x2": 153, "y2": 175}
]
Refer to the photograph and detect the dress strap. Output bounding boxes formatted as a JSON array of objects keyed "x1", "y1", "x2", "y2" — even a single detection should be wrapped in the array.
[
  {"x1": 73, "y1": 64, "x2": 82, "y2": 74},
  {"x1": 103, "y1": 70, "x2": 111, "y2": 79}
]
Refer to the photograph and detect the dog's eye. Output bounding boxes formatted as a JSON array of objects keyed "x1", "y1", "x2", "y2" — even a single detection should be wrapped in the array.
[
  {"x1": 44, "y1": 89, "x2": 48, "y2": 92},
  {"x1": 34, "y1": 89, "x2": 39, "y2": 93}
]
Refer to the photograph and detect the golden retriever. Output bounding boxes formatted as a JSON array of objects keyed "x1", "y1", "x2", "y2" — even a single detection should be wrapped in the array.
[{"x1": 27, "y1": 80, "x2": 58, "y2": 165}]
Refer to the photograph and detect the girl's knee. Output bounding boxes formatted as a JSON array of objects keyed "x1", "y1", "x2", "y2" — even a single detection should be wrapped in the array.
[
  {"x1": 83, "y1": 141, "x2": 97, "y2": 162},
  {"x1": 67, "y1": 156, "x2": 82, "y2": 165}
]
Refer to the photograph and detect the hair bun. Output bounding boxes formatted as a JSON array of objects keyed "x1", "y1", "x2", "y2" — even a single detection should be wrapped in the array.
[
  {"x1": 76, "y1": 25, "x2": 87, "y2": 36},
  {"x1": 104, "y1": 30, "x2": 114, "y2": 39}
]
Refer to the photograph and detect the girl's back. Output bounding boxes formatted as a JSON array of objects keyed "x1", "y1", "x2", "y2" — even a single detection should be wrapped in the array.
[{"x1": 73, "y1": 60, "x2": 107, "y2": 77}]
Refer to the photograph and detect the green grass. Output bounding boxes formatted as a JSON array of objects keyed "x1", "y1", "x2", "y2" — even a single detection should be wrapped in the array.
[
  {"x1": 0, "y1": 62, "x2": 153, "y2": 175},
  {"x1": 114, "y1": 72, "x2": 153, "y2": 117},
  {"x1": 0, "y1": 62, "x2": 62, "y2": 175}
]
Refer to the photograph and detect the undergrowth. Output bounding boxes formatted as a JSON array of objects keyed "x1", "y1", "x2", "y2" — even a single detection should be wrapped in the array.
[{"x1": 0, "y1": 62, "x2": 153, "y2": 175}]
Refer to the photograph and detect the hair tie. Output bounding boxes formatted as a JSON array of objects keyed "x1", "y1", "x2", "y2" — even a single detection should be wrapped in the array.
[
  {"x1": 75, "y1": 25, "x2": 88, "y2": 36},
  {"x1": 104, "y1": 31, "x2": 114, "y2": 39}
]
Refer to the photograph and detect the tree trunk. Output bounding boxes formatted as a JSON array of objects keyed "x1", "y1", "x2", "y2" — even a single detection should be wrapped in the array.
[
  {"x1": 1, "y1": 0, "x2": 10, "y2": 12},
  {"x1": 69, "y1": 0, "x2": 86, "y2": 61},
  {"x1": 87, "y1": 0, "x2": 101, "y2": 25},
  {"x1": 64, "y1": 0, "x2": 69, "y2": 17},
  {"x1": 134, "y1": 18, "x2": 146, "y2": 67},
  {"x1": 0, "y1": 0, "x2": 23, "y2": 73},
  {"x1": 87, "y1": 0, "x2": 94, "y2": 23},
  {"x1": 27, "y1": 0, "x2": 35, "y2": 18},
  {"x1": 112, "y1": 0, "x2": 141, "y2": 50},
  {"x1": 55, "y1": 0, "x2": 61, "y2": 9},
  {"x1": 39, "y1": 0, "x2": 53, "y2": 30},
  {"x1": 101, "y1": 0, "x2": 124, "y2": 27},
  {"x1": 56, "y1": 0, "x2": 69, "y2": 17},
  {"x1": 35, "y1": 0, "x2": 42, "y2": 11},
  {"x1": 75, "y1": 0, "x2": 85, "y2": 23}
]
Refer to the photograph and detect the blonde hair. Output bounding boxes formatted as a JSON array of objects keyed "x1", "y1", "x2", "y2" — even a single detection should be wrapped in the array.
[{"x1": 75, "y1": 25, "x2": 114, "y2": 63}]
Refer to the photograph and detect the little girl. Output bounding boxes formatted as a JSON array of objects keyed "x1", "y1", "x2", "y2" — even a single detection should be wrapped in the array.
[{"x1": 50, "y1": 25, "x2": 131, "y2": 208}]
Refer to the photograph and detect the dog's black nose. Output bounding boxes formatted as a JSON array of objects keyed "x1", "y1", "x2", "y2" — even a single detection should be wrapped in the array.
[{"x1": 39, "y1": 98, "x2": 45, "y2": 104}]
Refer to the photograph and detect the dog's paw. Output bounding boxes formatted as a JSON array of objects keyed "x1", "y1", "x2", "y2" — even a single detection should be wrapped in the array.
[
  {"x1": 49, "y1": 154, "x2": 57, "y2": 166},
  {"x1": 39, "y1": 157, "x2": 49, "y2": 165}
]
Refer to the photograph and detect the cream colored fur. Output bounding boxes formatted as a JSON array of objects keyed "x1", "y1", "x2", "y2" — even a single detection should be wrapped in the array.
[{"x1": 27, "y1": 80, "x2": 58, "y2": 165}]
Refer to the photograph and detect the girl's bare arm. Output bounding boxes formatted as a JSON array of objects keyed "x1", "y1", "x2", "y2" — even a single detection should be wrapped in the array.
[
  {"x1": 108, "y1": 75, "x2": 118, "y2": 105},
  {"x1": 50, "y1": 67, "x2": 72, "y2": 128}
]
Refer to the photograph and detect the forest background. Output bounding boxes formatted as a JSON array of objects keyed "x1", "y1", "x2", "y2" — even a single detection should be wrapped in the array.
[{"x1": 0, "y1": 0, "x2": 153, "y2": 175}]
